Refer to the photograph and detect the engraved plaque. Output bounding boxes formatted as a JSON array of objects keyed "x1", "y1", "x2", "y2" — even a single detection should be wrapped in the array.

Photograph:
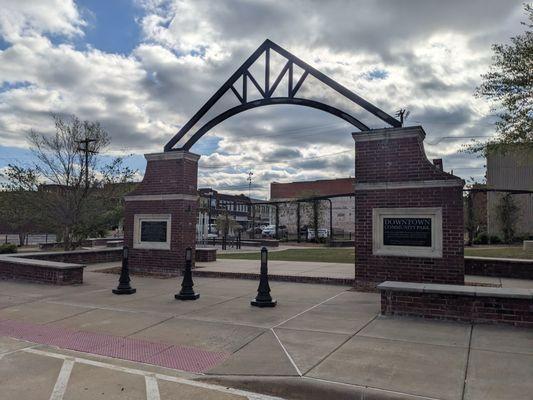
[
  {"x1": 383, "y1": 217, "x2": 432, "y2": 247},
  {"x1": 140, "y1": 221, "x2": 167, "y2": 242}
]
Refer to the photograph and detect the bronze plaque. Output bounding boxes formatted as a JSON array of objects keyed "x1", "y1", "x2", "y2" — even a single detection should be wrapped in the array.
[
  {"x1": 383, "y1": 217, "x2": 432, "y2": 247},
  {"x1": 140, "y1": 221, "x2": 167, "y2": 242}
]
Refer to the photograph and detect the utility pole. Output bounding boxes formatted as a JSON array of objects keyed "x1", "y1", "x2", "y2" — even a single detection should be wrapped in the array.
[
  {"x1": 247, "y1": 171, "x2": 253, "y2": 198},
  {"x1": 76, "y1": 138, "x2": 97, "y2": 189}
]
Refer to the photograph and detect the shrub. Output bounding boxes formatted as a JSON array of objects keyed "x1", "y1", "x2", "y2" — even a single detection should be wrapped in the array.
[
  {"x1": 473, "y1": 233, "x2": 488, "y2": 245},
  {"x1": 0, "y1": 243, "x2": 17, "y2": 254},
  {"x1": 489, "y1": 235, "x2": 502, "y2": 244}
]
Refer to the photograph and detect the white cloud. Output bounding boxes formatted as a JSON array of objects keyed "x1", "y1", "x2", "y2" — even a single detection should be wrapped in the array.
[
  {"x1": 0, "y1": 0, "x2": 527, "y2": 197},
  {"x1": 0, "y1": 0, "x2": 85, "y2": 42}
]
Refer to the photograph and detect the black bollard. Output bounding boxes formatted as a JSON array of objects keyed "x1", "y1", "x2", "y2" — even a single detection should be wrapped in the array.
[
  {"x1": 251, "y1": 247, "x2": 277, "y2": 307},
  {"x1": 175, "y1": 247, "x2": 200, "y2": 300},
  {"x1": 112, "y1": 246, "x2": 136, "y2": 295}
]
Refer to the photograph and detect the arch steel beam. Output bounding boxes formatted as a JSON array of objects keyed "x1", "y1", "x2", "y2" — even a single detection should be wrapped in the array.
[
  {"x1": 164, "y1": 39, "x2": 401, "y2": 151},
  {"x1": 179, "y1": 97, "x2": 370, "y2": 151}
]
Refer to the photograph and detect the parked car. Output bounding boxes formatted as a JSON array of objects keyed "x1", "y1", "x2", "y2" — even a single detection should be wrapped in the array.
[
  {"x1": 261, "y1": 225, "x2": 276, "y2": 237},
  {"x1": 246, "y1": 226, "x2": 263, "y2": 235},
  {"x1": 261, "y1": 225, "x2": 288, "y2": 238},
  {"x1": 307, "y1": 228, "x2": 330, "y2": 241}
]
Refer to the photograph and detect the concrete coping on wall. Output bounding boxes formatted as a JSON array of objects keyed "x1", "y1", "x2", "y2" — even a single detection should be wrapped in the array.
[
  {"x1": 0, "y1": 254, "x2": 85, "y2": 270},
  {"x1": 14, "y1": 248, "x2": 122, "y2": 259},
  {"x1": 144, "y1": 151, "x2": 201, "y2": 162},
  {"x1": 464, "y1": 255, "x2": 533, "y2": 263},
  {"x1": 377, "y1": 281, "x2": 533, "y2": 299},
  {"x1": 352, "y1": 125, "x2": 426, "y2": 142},
  {"x1": 1, "y1": 247, "x2": 123, "y2": 269}
]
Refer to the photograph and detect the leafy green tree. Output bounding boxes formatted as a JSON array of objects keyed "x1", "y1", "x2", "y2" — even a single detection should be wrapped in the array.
[
  {"x1": 470, "y1": 5, "x2": 532, "y2": 152},
  {"x1": 297, "y1": 190, "x2": 327, "y2": 242},
  {"x1": 496, "y1": 193, "x2": 519, "y2": 244},
  {"x1": 0, "y1": 165, "x2": 42, "y2": 246},
  {"x1": 215, "y1": 210, "x2": 240, "y2": 237}
]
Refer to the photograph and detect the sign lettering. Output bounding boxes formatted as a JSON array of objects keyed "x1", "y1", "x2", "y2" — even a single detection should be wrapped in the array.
[{"x1": 383, "y1": 217, "x2": 432, "y2": 247}]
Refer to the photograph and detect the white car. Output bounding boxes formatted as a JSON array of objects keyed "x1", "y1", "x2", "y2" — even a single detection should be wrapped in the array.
[
  {"x1": 307, "y1": 228, "x2": 329, "y2": 240},
  {"x1": 261, "y1": 225, "x2": 277, "y2": 237}
]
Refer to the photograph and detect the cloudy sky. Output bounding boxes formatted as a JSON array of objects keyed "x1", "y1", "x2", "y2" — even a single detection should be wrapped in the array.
[{"x1": 0, "y1": 0, "x2": 527, "y2": 198}]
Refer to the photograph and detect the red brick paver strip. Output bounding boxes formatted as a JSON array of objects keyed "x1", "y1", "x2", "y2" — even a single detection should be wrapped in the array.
[{"x1": 0, "y1": 319, "x2": 229, "y2": 373}]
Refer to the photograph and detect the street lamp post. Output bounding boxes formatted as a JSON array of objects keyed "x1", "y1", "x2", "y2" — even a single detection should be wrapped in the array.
[
  {"x1": 112, "y1": 246, "x2": 136, "y2": 295},
  {"x1": 251, "y1": 247, "x2": 277, "y2": 307},
  {"x1": 175, "y1": 247, "x2": 200, "y2": 300}
]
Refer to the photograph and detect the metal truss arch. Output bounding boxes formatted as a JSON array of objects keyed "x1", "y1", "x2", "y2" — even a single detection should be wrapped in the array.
[
  {"x1": 179, "y1": 97, "x2": 369, "y2": 151},
  {"x1": 164, "y1": 39, "x2": 401, "y2": 151}
]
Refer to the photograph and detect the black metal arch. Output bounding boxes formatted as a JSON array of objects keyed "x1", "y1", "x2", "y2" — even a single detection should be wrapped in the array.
[
  {"x1": 164, "y1": 39, "x2": 401, "y2": 151},
  {"x1": 179, "y1": 98, "x2": 369, "y2": 151}
]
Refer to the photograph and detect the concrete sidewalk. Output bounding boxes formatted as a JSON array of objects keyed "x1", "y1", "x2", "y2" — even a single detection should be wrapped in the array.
[
  {"x1": 195, "y1": 258, "x2": 533, "y2": 289},
  {"x1": 1, "y1": 266, "x2": 532, "y2": 400}
]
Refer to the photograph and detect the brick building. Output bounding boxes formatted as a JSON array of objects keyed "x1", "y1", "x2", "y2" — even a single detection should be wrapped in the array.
[{"x1": 196, "y1": 188, "x2": 270, "y2": 239}]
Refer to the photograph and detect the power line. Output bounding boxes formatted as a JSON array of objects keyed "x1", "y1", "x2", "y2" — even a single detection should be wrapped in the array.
[
  {"x1": 425, "y1": 136, "x2": 491, "y2": 145},
  {"x1": 199, "y1": 149, "x2": 353, "y2": 170}
]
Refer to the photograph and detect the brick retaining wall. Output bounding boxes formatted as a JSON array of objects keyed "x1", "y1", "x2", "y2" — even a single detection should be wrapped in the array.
[
  {"x1": 18, "y1": 248, "x2": 122, "y2": 264},
  {"x1": 0, "y1": 248, "x2": 122, "y2": 285},
  {"x1": 196, "y1": 248, "x2": 216, "y2": 262},
  {"x1": 465, "y1": 256, "x2": 533, "y2": 279},
  {"x1": 0, "y1": 259, "x2": 84, "y2": 285},
  {"x1": 379, "y1": 281, "x2": 533, "y2": 328}
]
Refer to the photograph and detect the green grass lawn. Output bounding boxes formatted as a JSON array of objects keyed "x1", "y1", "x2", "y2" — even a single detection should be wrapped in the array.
[
  {"x1": 464, "y1": 247, "x2": 533, "y2": 260},
  {"x1": 218, "y1": 248, "x2": 355, "y2": 263},
  {"x1": 218, "y1": 246, "x2": 532, "y2": 263}
]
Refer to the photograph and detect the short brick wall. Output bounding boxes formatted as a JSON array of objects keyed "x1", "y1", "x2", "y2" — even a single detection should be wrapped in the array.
[
  {"x1": 0, "y1": 248, "x2": 122, "y2": 285},
  {"x1": 379, "y1": 281, "x2": 533, "y2": 328},
  {"x1": 465, "y1": 256, "x2": 533, "y2": 279},
  {"x1": 39, "y1": 237, "x2": 124, "y2": 249},
  {"x1": 196, "y1": 248, "x2": 216, "y2": 262},
  {"x1": 193, "y1": 270, "x2": 353, "y2": 286},
  {"x1": 17, "y1": 248, "x2": 122, "y2": 264},
  {"x1": 0, "y1": 258, "x2": 84, "y2": 285}
]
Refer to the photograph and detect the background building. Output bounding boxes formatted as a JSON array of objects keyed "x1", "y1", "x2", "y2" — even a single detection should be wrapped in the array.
[
  {"x1": 486, "y1": 145, "x2": 533, "y2": 239},
  {"x1": 270, "y1": 178, "x2": 355, "y2": 237},
  {"x1": 196, "y1": 188, "x2": 271, "y2": 239}
]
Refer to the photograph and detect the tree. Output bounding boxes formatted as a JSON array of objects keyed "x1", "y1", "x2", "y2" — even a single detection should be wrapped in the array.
[
  {"x1": 496, "y1": 193, "x2": 519, "y2": 244},
  {"x1": 4, "y1": 115, "x2": 137, "y2": 250},
  {"x1": 0, "y1": 165, "x2": 42, "y2": 246},
  {"x1": 464, "y1": 191, "x2": 476, "y2": 246},
  {"x1": 215, "y1": 209, "x2": 240, "y2": 237},
  {"x1": 298, "y1": 191, "x2": 327, "y2": 242},
  {"x1": 469, "y1": 5, "x2": 533, "y2": 153}
]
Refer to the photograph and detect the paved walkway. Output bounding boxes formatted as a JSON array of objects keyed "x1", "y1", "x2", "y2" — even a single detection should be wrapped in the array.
[
  {"x1": 195, "y1": 258, "x2": 533, "y2": 289},
  {"x1": 1, "y1": 266, "x2": 532, "y2": 399}
]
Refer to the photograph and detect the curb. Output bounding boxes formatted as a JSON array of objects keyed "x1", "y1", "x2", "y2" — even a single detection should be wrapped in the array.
[
  {"x1": 198, "y1": 375, "x2": 437, "y2": 400},
  {"x1": 193, "y1": 270, "x2": 354, "y2": 286}
]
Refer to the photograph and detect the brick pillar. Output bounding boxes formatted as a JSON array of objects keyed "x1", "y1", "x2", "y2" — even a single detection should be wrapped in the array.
[
  {"x1": 353, "y1": 126, "x2": 465, "y2": 290},
  {"x1": 123, "y1": 151, "x2": 199, "y2": 276}
]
